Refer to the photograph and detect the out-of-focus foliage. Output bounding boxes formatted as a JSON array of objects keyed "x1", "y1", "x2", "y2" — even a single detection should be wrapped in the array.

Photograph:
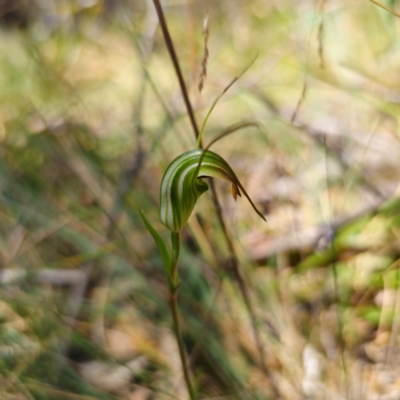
[{"x1": 1, "y1": 0, "x2": 400, "y2": 399}]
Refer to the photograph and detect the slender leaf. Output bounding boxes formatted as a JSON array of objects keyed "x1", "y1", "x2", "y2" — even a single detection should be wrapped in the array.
[{"x1": 139, "y1": 207, "x2": 171, "y2": 272}]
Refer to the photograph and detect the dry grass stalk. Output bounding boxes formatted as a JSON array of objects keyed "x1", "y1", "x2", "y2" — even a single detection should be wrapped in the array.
[
  {"x1": 198, "y1": 15, "x2": 209, "y2": 93},
  {"x1": 291, "y1": 81, "x2": 307, "y2": 124},
  {"x1": 317, "y1": 0, "x2": 327, "y2": 69},
  {"x1": 369, "y1": 0, "x2": 400, "y2": 18},
  {"x1": 317, "y1": 21, "x2": 324, "y2": 69}
]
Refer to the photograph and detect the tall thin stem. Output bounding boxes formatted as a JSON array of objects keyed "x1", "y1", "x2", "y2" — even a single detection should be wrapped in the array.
[
  {"x1": 170, "y1": 232, "x2": 195, "y2": 400},
  {"x1": 152, "y1": 0, "x2": 200, "y2": 142},
  {"x1": 208, "y1": 180, "x2": 277, "y2": 396},
  {"x1": 323, "y1": 136, "x2": 348, "y2": 397}
]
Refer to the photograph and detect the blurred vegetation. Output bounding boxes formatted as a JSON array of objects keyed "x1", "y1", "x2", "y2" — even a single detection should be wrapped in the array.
[{"x1": 1, "y1": 0, "x2": 400, "y2": 399}]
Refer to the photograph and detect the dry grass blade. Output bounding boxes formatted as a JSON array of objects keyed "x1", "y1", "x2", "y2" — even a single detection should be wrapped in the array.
[
  {"x1": 317, "y1": 0, "x2": 328, "y2": 69},
  {"x1": 291, "y1": 81, "x2": 307, "y2": 124},
  {"x1": 198, "y1": 15, "x2": 209, "y2": 93},
  {"x1": 369, "y1": 0, "x2": 400, "y2": 18}
]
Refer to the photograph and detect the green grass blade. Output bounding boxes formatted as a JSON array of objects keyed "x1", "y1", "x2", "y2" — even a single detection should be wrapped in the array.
[
  {"x1": 196, "y1": 54, "x2": 258, "y2": 148},
  {"x1": 138, "y1": 207, "x2": 171, "y2": 272}
]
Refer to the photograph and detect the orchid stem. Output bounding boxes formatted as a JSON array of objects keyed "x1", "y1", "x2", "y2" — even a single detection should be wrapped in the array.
[{"x1": 169, "y1": 231, "x2": 195, "y2": 400}]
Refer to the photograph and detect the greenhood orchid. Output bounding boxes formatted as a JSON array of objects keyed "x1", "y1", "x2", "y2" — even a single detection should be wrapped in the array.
[{"x1": 160, "y1": 148, "x2": 266, "y2": 233}]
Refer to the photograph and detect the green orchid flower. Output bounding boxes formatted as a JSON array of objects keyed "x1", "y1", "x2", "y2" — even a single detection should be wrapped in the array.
[{"x1": 160, "y1": 147, "x2": 265, "y2": 233}]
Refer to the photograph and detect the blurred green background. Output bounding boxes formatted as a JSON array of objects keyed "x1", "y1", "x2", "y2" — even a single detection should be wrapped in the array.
[{"x1": 1, "y1": 0, "x2": 400, "y2": 399}]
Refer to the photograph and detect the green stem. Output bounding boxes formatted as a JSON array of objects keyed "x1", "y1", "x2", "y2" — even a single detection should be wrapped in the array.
[
  {"x1": 169, "y1": 232, "x2": 195, "y2": 400},
  {"x1": 196, "y1": 95, "x2": 220, "y2": 148},
  {"x1": 170, "y1": 232, "x2": 181, "y2": 286}
]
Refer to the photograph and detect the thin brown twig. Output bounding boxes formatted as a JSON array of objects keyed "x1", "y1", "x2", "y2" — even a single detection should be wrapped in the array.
[
  {"x1": 317, "y1": 21, "x2": 324, "y2": 69},
  {"x1": 369, "y1": 0, "x2": 400, "y2": 18},
  {"x1": 198, "y1": 15, "x2": 209, "y2": 93},
  {"x1": 317, "y1": 0, "x2": 328, "y2": 69},
  {"x1": 291, "y1": 0, "x2": 319, "y2": 124},
  {"x1": 152, "y1": 0, "x2": 200, "y2": 140},
  {"x1": 291, "y1": 81, "x2": 307, "y2": 124},
  {"x1": 208, "y1": 180, "x2": 279, "y2": 397}
]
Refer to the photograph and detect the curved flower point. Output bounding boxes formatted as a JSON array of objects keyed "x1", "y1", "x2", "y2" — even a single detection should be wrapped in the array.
[{"x1": 160, "y1": 149, "x2": 266, "y2": 232}]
